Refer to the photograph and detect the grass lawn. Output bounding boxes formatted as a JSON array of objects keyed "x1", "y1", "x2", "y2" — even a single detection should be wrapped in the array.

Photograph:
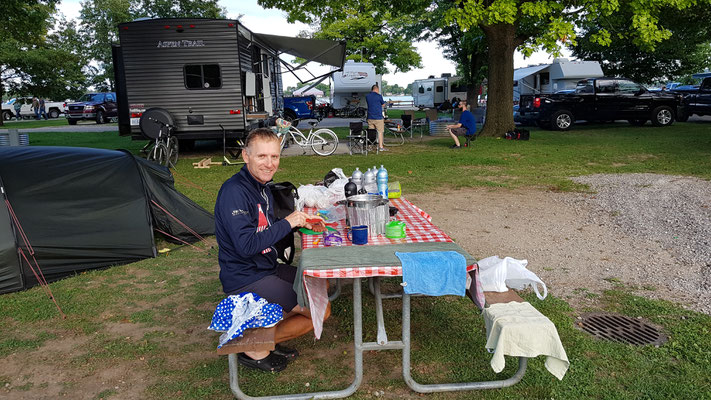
[{"x1": 1, "y1": 121, "x2": 710, "y2": 399}]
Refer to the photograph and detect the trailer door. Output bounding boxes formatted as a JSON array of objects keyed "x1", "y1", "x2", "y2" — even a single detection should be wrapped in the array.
[
  {"x1": 434, "y1": 83, "x2": 445, "y2": 105},
  {"x1": 418, "y1": 81, "x2": 434, "y2": 108}
]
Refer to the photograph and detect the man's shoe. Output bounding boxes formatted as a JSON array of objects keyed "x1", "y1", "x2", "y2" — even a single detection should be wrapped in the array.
[
  {"x1": 273, "y1": 344, "x2": 299, "y2": 360},
  {"x1": 379, "y1": 147, "x2": 389, "y2": 152},
  {"x1": 237, "y1": 352, "x2": 288, "y2": 372},
  {"x1": 450, "y1": 144, "x2": 461, "y2": 149}
]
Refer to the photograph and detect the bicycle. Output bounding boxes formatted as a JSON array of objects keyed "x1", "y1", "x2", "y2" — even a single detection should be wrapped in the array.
[
  {"x1": 273, "y1": 117, "x2": 339, "y2": 156},
  {"x1": 145, "y1": 117, "x2": 178, "y2": 168}
]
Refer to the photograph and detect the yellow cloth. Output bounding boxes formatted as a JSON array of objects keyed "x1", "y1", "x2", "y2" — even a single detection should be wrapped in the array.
[{"x1": 483, "y1": 301, "x2": 569, "y2": 380}]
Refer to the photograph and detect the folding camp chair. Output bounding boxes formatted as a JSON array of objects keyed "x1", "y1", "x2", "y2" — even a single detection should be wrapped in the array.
[
  {"x1": 401, "y1": 111, "x2": 426, "y2": 140},
  {"x1": 346, "y1": 122, "x2": 379, "y2": 155}
]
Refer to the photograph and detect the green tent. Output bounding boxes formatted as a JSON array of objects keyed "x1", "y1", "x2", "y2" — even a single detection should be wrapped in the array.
[{"x1": 0, "y1": 146, "x2": 214, "y2": 294}]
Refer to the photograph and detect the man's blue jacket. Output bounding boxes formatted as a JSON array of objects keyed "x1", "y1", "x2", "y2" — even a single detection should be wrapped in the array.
[{"x1": 215, "y1": 165, "x2": 292, "y2": 294}]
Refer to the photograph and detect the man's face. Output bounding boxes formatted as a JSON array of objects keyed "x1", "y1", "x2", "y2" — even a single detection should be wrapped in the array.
[
  {"x1": 242, "y1": 138, "x2": 281, "y2": 184},
  {"x1": 460, "y1": 101, "x2": 467, "y2": 110}
]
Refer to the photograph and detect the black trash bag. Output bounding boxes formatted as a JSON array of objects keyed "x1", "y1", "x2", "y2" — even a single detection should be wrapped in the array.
[
  {"x1": 268, "y1": 181, "x2": 299, "y2": 264},
  {"x1": 323, "y1": 170, "x2": 340, "y2": 188}
]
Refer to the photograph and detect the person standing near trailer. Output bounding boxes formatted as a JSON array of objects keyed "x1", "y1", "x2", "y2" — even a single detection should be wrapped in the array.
[
  {"x1": 31, "y1": 97, "x2": 40, "y2": 119},
  {"x1": 38, "y1": 98, "x2": 48, "y2": 120},
  {"x1": 13, "y1": 99, "x2": 22, "y2": 120},
  {"x1": 366, "y1": 84, "x2": 388, "y2": 152}
]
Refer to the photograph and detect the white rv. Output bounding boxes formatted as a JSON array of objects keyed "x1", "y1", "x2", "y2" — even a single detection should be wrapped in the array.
[
  {"x1": 513, "y1": 58, "x2": 603, "y2": 103},
  {"x1": 412, "y1": 74, "x2": 467, "y2": 108},
  {"x1": 330, "y1": 60, "x2": 381, "y2": 117}
]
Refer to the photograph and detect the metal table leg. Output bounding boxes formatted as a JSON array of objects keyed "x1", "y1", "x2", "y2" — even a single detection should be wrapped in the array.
[
  {"x1": 400, "y1": 293, "x2": 528, "y2": 392},
  {"x1": 227, "y1": 278, "x2": 364, "y2": 400}
]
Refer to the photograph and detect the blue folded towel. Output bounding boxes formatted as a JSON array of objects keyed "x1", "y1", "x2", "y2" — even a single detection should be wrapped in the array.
[{"x1": 396, "y1": 251, "x2": 467, "y2": 296}]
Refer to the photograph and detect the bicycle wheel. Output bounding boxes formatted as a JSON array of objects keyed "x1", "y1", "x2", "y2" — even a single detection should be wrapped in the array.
[
  {"x1": 310, "y1": 129, "x2": 339, "y2": 156},
  {"x1": 148, "y1": 142, "x2": 168, "y2": 166},
  {"x1": 166, "y1": 136, "x2": 179, "y2": 168}
]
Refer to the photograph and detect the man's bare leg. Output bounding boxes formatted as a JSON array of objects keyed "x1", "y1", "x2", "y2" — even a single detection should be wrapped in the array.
[
  {"x1": 244, "y1": 302, "x2": 331, "y2": 360},
  {"x1": 449, "y1": 130, "x2": 461, "y2": 147}
]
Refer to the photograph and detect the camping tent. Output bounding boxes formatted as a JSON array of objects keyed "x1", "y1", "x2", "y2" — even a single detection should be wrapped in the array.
[
  {"x1": 293, "y1": 87, "x2": 325, "y2": 97},
  {"x1": 0, "y1": 146, "x2": 214, "y2": 294}
]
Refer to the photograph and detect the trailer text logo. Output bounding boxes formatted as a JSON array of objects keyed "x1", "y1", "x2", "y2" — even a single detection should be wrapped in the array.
[{"x1": 157, "y1": 40, "x2": 206, "y2": 48}]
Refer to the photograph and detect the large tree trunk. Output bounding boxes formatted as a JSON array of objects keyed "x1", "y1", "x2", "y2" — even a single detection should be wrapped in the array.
[{"x1": 479, "y1": 23, "x2": 519, "y2": 137}]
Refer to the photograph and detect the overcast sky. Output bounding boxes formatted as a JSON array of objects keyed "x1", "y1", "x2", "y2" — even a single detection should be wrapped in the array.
[{"x1": 58, "y1": 0, "x2": 567, "y2": 89}]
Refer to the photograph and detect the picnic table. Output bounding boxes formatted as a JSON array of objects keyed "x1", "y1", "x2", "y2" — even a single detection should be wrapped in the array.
[{"x1": 226, "y1": 197, "x2": 528, "y2": 399}]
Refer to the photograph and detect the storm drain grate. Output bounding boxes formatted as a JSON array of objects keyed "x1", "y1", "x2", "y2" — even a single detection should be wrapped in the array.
[{"x1": 578, "y1": 313, "x2": 667, "y2": 346}]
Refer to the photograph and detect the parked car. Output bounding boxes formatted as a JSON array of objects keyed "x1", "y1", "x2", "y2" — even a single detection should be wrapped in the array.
[
  {"x1": 518, "y1": 77, "x2": 682, "y2": 130},
  {"x1": 669, "y1": 77, "x2": 711, "y2": 121},
  {"x1": 282, "y1": 95, "x2": 317, "y2": 127},
  {"x1": 65, "y1": 92, "x2": 118, "y2": 125},
  {"x1": 2, "y1": 97, "x2": 68, "y2": 120}
]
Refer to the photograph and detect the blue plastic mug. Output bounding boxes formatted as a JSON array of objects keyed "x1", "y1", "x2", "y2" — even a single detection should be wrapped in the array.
[{"x1": 348, "y1": 225, "x2": 368, "y2": 245}]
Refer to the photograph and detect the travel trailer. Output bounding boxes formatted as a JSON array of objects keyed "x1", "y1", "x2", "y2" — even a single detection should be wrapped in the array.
[
  {"x1": 513, "y1": 58, "x2": 603, "y2": 103},
  {"x1": 330, "y1": 60, "x2": 381, "y2": 115},
  {"x1": 112, "y1": 18, "x2": 345, "y2": 143},
  {"x1": 411, "y1": 74, "x2": 467, "y2": 108}
]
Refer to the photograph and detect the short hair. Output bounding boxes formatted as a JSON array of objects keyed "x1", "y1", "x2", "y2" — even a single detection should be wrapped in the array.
[
  {"x1": 244, "y1": 127, "x2": 279, "y2": 152},
  {"x1": 371, "y1": 84, "x2": 379, "y2": 91}
]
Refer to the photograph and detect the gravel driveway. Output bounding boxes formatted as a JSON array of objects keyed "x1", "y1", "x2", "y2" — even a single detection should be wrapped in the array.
[{"x1": 409, "y1": 173, "x2": 711, "y2": 314}]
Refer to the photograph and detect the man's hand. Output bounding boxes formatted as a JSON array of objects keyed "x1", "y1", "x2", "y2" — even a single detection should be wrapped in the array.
[{"x1": 285, "y1": 211, "x2": 323, "y2": 229}]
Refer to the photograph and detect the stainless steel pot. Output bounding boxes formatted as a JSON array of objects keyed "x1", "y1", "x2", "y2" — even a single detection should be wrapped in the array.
[{"x1": 345, "y1": 194, "x2": 389, "y2": 237}]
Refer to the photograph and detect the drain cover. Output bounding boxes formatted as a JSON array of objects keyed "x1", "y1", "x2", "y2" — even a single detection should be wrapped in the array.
[{"x1": 578, "y1": 313, "x2": 667, "y2": 346}]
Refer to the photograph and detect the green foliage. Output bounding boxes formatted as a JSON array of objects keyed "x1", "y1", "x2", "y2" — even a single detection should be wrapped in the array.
[
  {"x1": 258, "y1": 0, "x2": 427, "y2": 75},
  {"x1": 572, "y1": 4, "x2": 711, "y2": 83},
  {"x1": 78, "y1": 0, "x2": 225, "y2": 90}
]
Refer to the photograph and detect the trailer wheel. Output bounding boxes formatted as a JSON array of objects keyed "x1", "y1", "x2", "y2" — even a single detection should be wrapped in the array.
[
  {"x1": 551, "y1": 110, "x2": 574, "y2": 131},
  {"x1": 651, "y1": 106, "x2": 674, "y2": 127},
  {"x1": 283, "y1": 109, "x2": 299, "y2": 127},
  {"x1": 676, "y1": 110, "x2": 689, "y2": 122}
]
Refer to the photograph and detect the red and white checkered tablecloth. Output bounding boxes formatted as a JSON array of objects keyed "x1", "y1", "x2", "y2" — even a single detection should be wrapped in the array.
[
  {"x1": 300, "y1": 197, "x2": 484, "y2": 339},
  {"x1": 302, "y1": 197, "x2": 451, "y2": 251}
]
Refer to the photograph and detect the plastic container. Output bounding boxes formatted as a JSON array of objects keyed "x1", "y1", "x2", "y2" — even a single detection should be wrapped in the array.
[
  {"x1": 387, "y1": 181, "x2": 401, "y2": 199},
  {"x1": 385, "y1": 220, "x2": 406, "y2": 239},
  {"x1": 351, "y1": 167, "x2": 363, "y2": 191}
]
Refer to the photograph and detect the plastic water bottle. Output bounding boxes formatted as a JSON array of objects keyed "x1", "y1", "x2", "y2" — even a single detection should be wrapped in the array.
[
  {"x1": 352, "y1": 167, "x2": 363, "y2": 191},
  {"x1": 376, "y1": 165, "x2": 388, "y2": 199},
  {"x1": 363, "y1": 168, "x2": 377, "y2": 194}
]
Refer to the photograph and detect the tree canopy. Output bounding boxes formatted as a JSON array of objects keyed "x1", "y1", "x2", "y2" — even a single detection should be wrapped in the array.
[
  {"x1": 78, "y1": 0, "x2": 225, "y2": 90},
  {"x1": 259, "y1": 0, "x2": 426, "y2": 75}
]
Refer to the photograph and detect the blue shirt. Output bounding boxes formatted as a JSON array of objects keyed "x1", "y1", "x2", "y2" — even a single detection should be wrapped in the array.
[
  {"x1": 366, "y1": 91, "x2": 385, "y2": 120},
  {"x1": 458, "y1": 110, "x2": 476, "y2": 136}
]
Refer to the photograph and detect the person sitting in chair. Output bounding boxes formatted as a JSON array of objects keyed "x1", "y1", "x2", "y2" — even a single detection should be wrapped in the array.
[
  {"x1": 446, "y1": 99, "x2": 476, "y2": 149},
  {"x1": 215, "y1": 128, "x2": 330, "y2": 372}
]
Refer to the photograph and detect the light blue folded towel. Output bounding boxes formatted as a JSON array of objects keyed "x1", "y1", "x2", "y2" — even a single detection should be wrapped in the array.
[{"x1": 396, "y1": 251, "x2": 467, "y2": 296}]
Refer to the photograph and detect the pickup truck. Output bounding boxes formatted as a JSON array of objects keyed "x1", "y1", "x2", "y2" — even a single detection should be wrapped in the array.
[
  {"x1": 519, "y1": 78, "x2": 681, "y2": 130},
  {"x1": 66, "y1": 92, "x2": 118, "y2": 125},
  {"x1": 282, "y1": 95, "x2": 317, "y2": 127},
  {"x1": 670, "y1": 77, "x2": 711, "y2": 122},
  {"x1": 2, "y1": 97, "x2": 68, "y2": 120}
]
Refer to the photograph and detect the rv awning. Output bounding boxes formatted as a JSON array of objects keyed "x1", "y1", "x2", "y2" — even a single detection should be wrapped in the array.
[
  {"x1": 254, "y1": 33, "x2": 346, "y2": 69},
  {"x1": 513, "y1": 64, "x2": 549, "y2": 81}
]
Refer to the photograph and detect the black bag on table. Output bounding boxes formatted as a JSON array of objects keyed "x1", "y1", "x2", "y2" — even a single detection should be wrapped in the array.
[{"x1": 268, "y1": 181, "x2": 299, "y2": 264}]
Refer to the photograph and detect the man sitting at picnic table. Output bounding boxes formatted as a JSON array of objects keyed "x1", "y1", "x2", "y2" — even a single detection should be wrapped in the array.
[{"x1": 215, "y1": 128, "x2": 330, "y2": 372}]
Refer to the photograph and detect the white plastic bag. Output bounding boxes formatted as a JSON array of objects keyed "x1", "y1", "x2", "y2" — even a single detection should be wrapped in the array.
[
  {"x1": 297, "y1": 184, "x2": 331, "y2": 209},
  {"x1": 478, "y1": 256, "x2": 548, "y2": 300}
]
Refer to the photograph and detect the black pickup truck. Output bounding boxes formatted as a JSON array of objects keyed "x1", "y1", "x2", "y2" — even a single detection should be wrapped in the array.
[
  {"x1": 519, "y1": 78, "x2": 681, "y2": 130},
  {"x1": 671, "y1": 77, "x2": 711, "y2": 122}
]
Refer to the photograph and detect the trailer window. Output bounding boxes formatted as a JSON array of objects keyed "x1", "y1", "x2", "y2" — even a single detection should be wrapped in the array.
[
  {"x1": 436, "y1": 86, "x2": 444, "y2": 92},
  {"x1": 418, "y1": 86, "x2": 424, "y2": 94},
  {"x1": 184, "y1": 64, "x2": 222, "y2": 89}
]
